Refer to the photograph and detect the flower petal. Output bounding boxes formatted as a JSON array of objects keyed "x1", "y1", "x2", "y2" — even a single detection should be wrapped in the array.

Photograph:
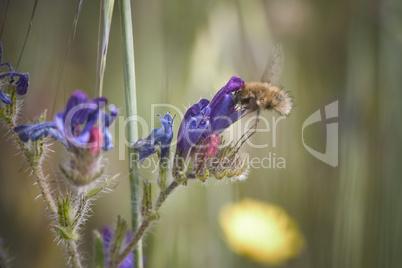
[
  {"x1": 0, "y1": 72, "x2": 30, "y2": 96},
  {"x1": 15, "y1": 73, "x2": 29, "y2": 95},
  {"x1": 210, "y1": 94, "x2": 244, "y2": 134},
  {"x1": 99, "y1": 108, "x2": 119, "y2": 151},
  {"x1": 65, "y1": 91, "x2": 89, "y2": 115},
  {"x1": 208, "y1": 76, "x2": 244, "y2": 113},
  {"x1": 0, "y1": 90, "x2": 11, "y2": 104},
  {"x1": 176, "y1": 99, "x2": 210, "y2": 155},
  {"x1": 198, "y1": 134, "x2": 220, "y2": 160},
  {"x1": 54, "y1": 111, "x2": 66, "y2": 135},
  {"x1": 14, "y1": 122, "x2": 67, "y2": 146},
  {"x1": 102, "y1": 128, "x2": 113, "y2": 151},
  {"x1": 158, "y1": 113, "x2": 174, "y2": 145},
  {"x1": 133, "y1": 112, "x2": 174, "y2": 163},
  {"x1": 133, "y1": 138, "x2": 157, "y2": 164},
  {"x1": 58, "y1": 91, "x2": 106, "y2": 144},
  {"x1": 103, "y1": 107, "x2": 119, "y2": 127}
]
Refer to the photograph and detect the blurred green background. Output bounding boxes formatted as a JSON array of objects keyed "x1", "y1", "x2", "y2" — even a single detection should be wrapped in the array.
[{"x1": 1, "y1": 0, "x2": 401, "y2": 267}]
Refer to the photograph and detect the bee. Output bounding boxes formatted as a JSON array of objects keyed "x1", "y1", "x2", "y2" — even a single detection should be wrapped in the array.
[{"x1": 234, "y1": 44, "x2": 292, "y2": 116}]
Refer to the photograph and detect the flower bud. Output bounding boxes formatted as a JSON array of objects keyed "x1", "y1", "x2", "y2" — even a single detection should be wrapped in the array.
[{"x1": 196, "y1": 134, "x2": 220, "y2": 160}]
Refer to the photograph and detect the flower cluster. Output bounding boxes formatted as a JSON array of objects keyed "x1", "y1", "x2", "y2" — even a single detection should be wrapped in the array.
[
  {"x1": 0, "y1": 44, "x2": 29, "y2": 105},
  {"x1": 15, "y1": 91, "x2": 117, "y2": 151},
  {"x1": 14, "y1": 90, "x2": 118, "y2": 186},
  {"x1": 173, "y1": 76, "x2": 249, "y2": 182},
  {"x1": 175, "y1": 76, "x2": 245, "y2": 156},
  {"x1": 0, "y1": 43, "x2": 30, "y2": 124},
  {"x1": 134, "y1": 76, "x2": 250, "y2": 183}
]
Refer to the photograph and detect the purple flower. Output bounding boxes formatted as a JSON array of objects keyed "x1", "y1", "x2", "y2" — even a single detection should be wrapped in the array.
[
  {"x1": 101, "y1": 226, "x2": 134, "y2": 268},
  {"x1": 133, "y1": 112, "x2": 174, "y2": 164},
  {"x1": 14, "y1": 90, "x2": 118, "y2": 152},
  {"x1": 206, "y1": 76, "x2": 245, "y2": 136},
  {"x1": 0, "y1": 43, "x2": 30, "y2": 105},
  {"x1": 54, "y1": 90, "x2": 107, "y2": 145},
  {"x1": 14, "y1": 122, "x2": 67, "y2": 146},
  {"x1": 0, "y1": 89, "x2": 12, "y2": 105},
  {"x1": 176, "y1": 76, "x2": 245, "y2": 156},
  {"x1": 101, "y1": 106, "x2": 119, "y2": 151}
]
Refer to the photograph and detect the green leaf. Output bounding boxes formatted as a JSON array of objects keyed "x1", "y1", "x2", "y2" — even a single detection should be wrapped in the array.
[
  {"x1": 93, "y1": 230, "x2": 106, "y2": 268},
  {"x1": 109, "y1": 216, "x2": 128, "y2": 262},
  {"x1": 96, "y1": 0, "x2": 115, "y2": 97},
  {"x1": 54, "y1": 226, "x2": 78, "y2": 241}
]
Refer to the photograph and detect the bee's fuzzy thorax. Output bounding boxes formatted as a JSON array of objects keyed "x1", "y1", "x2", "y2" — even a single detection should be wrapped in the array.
[{"x1": 234, "y1": 82, "x2": 293, "y2": 116}]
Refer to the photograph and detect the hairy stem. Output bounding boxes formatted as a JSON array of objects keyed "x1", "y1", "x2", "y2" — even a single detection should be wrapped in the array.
[
  {"x1": 32, "y1": 164, "x2": 58, "y2": 216},
  {"x1": 155, "y1": 181, "x2": 179, "y2": 210},
  {"x1": 158, "y1": 156, "x2": 169, "y2": 191},
  {"x1": 108, "y1": 220, "x2": 149, "y2": 268},
  {"x1": 67, "y1": 240, "x2": 83, "y2": 268},
  {"x1": 10, "y1": 121, "x2": 83, "y2": 266},
  {"x1": 9, "y1": 122, "x2": 58, "y2": 216}
]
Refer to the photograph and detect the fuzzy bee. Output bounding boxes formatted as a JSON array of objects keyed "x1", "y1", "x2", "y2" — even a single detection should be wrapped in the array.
[{"x1": 234, "y1": 44, "x2": 292, "y2": 116}]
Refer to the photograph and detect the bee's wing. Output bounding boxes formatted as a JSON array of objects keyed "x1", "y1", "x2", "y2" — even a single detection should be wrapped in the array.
[{"x1": 261, "y1": 43, "x2": 284, "y2": 84}]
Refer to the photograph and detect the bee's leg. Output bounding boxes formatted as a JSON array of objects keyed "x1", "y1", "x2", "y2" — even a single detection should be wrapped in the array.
[
  {"x1": 235, "y1": 110, "x2": 260, "y2": 150},
  {"x1": 236, "y1": 127, "x2": 257, "y2": 150},
  {"x1": 254, "y1": 109, "x2": 260, "y2": 132}
]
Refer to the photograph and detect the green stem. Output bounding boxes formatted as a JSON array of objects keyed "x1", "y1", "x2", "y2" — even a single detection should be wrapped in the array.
[
  {"x1": 67, "y1": 240, "x2": 83, "y2": 268},
  {"x1": 9, "y1": 123, "x2": 58, "y2": 216},
  {"x1": 109, "y1": 220, "x2": 150, "y2": 268},
  {"x1": 154, "y1": 181, "x2": 179, "y2": 210},
  {"x1": 32, "y1": 164, "x2": 58, "y2": 216},
  {"x1": 7, "y1": 105, "x2": 82, "y2": 266},
  {"x1": 118, "y1": 0, "x2": 142, "y2": 266},
  {"x1": 96, "y1": 0, "x2": 115, "y2": 97},
  {"x1": 158, "y1": 156, "x2": 168, "y2": 191}
]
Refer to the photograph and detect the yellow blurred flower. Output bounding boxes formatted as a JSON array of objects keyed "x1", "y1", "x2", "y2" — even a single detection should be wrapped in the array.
[{"x1": 219, "y1": 199, "x2": 304, "y2": 265}]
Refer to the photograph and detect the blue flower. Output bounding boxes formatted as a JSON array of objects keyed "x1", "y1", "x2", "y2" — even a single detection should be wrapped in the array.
[
  {"x1": 14, "y1": 90, "x2": 118, "y2": 152},
  {"x1": 0, "y1": 43, "x2": 29, "y2": 105},
  {"x1": 0, "y1": 89, "x2": 11, "y2": 105},
  {"x1": 133, "y1": 112, "x2": 174, "y2": 164},
  {"x1": 54, "y1": 90, "x2": 107, "y2": 145},
  {"x1": 176, "y1": 76, "x2": 245, "y2": 156},
  {"x1": 176, "y1": 99, "x2": 210, "y2": 156},
  {"x1": 14, "y1": 122, "x2": 67, "y2": 146},
  {"x1": 101, "y1": 106, "x2": 119, "y2": 151},
  {"x1": 101, "y1": 226, "x2": 134, "y2": 268}
]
